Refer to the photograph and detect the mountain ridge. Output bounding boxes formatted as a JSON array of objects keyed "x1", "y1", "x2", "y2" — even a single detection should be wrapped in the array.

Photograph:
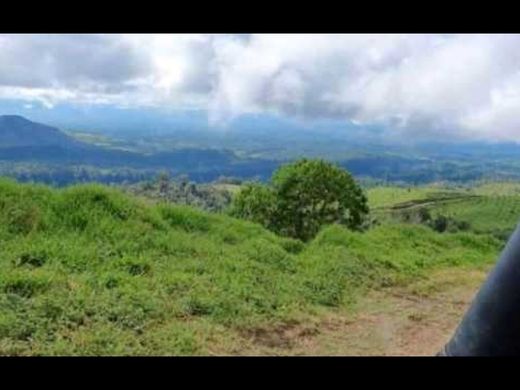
[{"x1": 0, "y1": 114, "x2": 83, "y2": 149}]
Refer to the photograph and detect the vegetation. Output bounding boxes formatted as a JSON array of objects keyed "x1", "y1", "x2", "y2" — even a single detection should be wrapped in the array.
[
  {"x1": 428, "y1": 196, "x2": 520, "y2": 239},
  {"x1": 124, "y1": 172, "x2": 233, "y2": 212},
  {"x1": 367, "y1": 182, "x2": 520, "y2": 241},
  {"x1": 0, "y1": 178, "x2": 502, "y2": 355},
  {"x1": 7, "y1": 116, "x2": 520, "y2": 189},
  {"x1": 366, "y1": 186, "x2": 457, "y2": 209},
  {"x1": 231, "y1": 159, "x2": 369, "y2": 241}
]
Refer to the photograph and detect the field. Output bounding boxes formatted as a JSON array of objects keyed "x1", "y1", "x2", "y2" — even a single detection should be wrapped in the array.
[
  {"x1": 473, "y1": 181, "x2": 520, "y2": 196},
  {"x1": 367, "y1": 186, "x2": 455, "y2": 209},
  {"x1": 0, "y1": 178, "x2": 504, "y2": 355},
  {"x1": 367, "y1": 182, "x2": 520, "y2": 239},
  {"x1": 429, "y1": 196, "x2": 520, "y2": 235}
]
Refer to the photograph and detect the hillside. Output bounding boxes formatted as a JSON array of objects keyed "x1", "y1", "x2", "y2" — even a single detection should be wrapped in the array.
[
  {"x1": 367, "y1": 182, "x2": 520, "y2": 241},
  {"x1": 0, "y1": 115, "x2": 281, "y2": 184},
  {"x1": 0, "y1": 115, "x2": 80, "y2": 149},
  {"x1": 0, "y1": 178, "x2": 502, "y2": 355}
]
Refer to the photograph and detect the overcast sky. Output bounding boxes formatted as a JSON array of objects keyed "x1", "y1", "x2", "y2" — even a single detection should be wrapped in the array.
[{"x1": 1, "y1": 34, "x2": 520, "y2": 142}]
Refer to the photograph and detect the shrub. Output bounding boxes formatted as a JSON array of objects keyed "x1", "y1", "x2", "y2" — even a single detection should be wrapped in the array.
[
  {"x1": 231, "y1": 159, "x2": 369, "y2": 241},
  {"x1": 430, "y1": 215, "x2": 449, "y2": 233},
  {"x1": 418, "y1": 207, "x2": 432, "y2": 223},
  {"x1": 229, "y1": 183, "x2": 277, "y2": 230}
]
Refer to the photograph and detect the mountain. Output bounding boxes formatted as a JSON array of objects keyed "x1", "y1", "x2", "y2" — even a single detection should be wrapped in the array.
[
  {"x1": 2, "y1": 114, "x2": 519, "y2": 187},
  {"x1": 0, "y1": 115, "x2": 81, "y2": 148},
  {"x1": 0, "y1": 115, "x2": 263, "y2": 182}
]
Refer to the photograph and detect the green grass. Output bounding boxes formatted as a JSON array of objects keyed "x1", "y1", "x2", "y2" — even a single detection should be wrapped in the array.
[
  {"x1": 366, "y1": 185, "x2": 466, "y2": 209},
  {"x1": 0, "y1": 178, "x2": 503, "y2": 355},
  {"x1": 473, "y1": 181, "x2": 520, "y2": 196},
  {"x1": 429, "y1": 195, "x2": 520, "y2": 236},
  {"x1": 367, "y1": 182, "x2": 520, "y2": 241},
  {"x1": 367, "y1": 187, "x2": 435, "y2": 209}
]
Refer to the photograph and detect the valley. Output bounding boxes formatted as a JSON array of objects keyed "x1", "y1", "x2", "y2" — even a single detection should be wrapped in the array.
[{"x1": 3, "y1": 115, "x2": 520, "y2": 188}]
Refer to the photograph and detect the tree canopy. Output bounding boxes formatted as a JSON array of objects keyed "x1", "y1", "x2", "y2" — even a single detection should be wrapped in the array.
[{"x1": 231, "y1": 159, "x2": 369, "y2": 241}]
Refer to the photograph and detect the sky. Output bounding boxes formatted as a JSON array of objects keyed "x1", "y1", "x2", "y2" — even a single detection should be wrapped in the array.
[{"x1": 1, "y1": 34, "x2": 520, "y2": 142}]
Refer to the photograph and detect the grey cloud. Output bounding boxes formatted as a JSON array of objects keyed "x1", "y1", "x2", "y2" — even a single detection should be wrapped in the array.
[
  {"x1": 207, "y1": 34, "x2": 520, "y2": 141},
  {"x1": 176, "y1": 37, "x2": 216, "y2": 95},
  {"x1": 0, "y1": 34, "x2": 152, "y2": 92}
]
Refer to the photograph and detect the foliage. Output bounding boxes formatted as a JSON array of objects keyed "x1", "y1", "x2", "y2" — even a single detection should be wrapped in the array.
[
  {"x1": 227, "y1": 183, "x2": 277, "y2": 229},
  {"x1": 124, "y1": 173, "x2": 234, "y2": 212},
  {"x1": 0, "y1": 178, "x2": 501, "y2": 355},
  {"x1": 231, "y1": 159, "x2": 369, "y2": 241},
  {"x1": 428, "y1": 195, "x2": 520, "y2": 236},
  {"x1": 369, "y1": 183, "x2": 520, "y2": 240}
]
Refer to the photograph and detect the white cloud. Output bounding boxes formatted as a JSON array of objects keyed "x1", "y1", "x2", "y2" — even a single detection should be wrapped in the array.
[{"x1": 2, "y1": 34, "x2": 520, "y2": 141}]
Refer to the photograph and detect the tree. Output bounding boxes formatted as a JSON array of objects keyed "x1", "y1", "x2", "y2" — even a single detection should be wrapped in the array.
[
  {"x1": 230, "y1": 183, "x2": 277, "y2": 230},
  {"x1": 231, "y1": 159, "x2": 369, "y2": 241},
  {"x1": 156, "y1": 171, "x2": 171, "y2": 195}
]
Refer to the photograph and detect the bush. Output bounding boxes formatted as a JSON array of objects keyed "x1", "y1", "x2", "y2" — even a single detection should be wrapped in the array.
[
  {"x1": 427, "y1": 214, "x2": 471, "y2": 233},
  {"x1": 229, "y1": 183, "x2": 277, "y2": 230},
  {"x1": 418, "y1": 207, "x2": 432, "y2": 223},
  {"x1": 231, "y1": 159, "x2": 369, "y2": 241},
  {"x1": 430, "y1": 215, "x2": 449, "y2": 233}
]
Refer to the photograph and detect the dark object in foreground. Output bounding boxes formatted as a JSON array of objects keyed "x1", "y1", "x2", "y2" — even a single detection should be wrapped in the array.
[{"x1": 440, "y1": 223, "x2": 520, "y2": 356}]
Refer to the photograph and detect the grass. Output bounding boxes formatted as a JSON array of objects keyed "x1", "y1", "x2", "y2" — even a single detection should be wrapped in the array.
[
  {"x1": 367, "y1": 186, "x2": 439, "y2": 209},
  {"x1": 428, "y1": 195, "x2": 520, "y2": 236},
  {"x1": 0, "y1": 178, "x2": 504, "y2": 355},
  {"x1": 473, "y1": 181, "x2": 520, "y2": 196},
  {"x1": 369, "y1": 182, "x2": 520, "y2": 241},
  {"x1": 366, "y1": 185, "x2": 471, "y2": 210}
]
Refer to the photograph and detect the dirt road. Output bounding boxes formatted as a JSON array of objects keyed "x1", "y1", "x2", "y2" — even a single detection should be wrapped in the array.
[{"x1": 230, "y1": 267, "x2": 488, "y2": 356}]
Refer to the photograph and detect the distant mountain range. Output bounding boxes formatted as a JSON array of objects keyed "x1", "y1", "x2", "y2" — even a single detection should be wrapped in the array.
[
  {"x1": 2, "y1": 114, "x2": 520, "y2": 186},
  {"x1": 0, "y1": 114, "x2": 237, "y2": 165},
  {"x1": 0, "y1": 114, "x2": 280, "y2": 182}
]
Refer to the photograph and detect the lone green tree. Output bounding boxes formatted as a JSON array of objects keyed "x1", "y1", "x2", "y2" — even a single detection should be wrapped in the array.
[{"x1": 231, "y1": 159, "x2": 369, "y2": 241}]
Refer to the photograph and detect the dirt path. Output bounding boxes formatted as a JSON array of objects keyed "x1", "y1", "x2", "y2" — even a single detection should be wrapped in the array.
[
  {"x1": 379, "y1": 194, "x2": 482, "y2": 212},
  {"x1": 230, "y1": 267, "x2": 489, "y2": 356}
]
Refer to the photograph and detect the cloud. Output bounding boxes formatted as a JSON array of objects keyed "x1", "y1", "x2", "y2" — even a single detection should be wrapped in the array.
[
  {"x1": 2, "y1": 34, "x2": 520, "y2": 141},
  {"x1": 0, "y1": 34, "x2": 151, "y2": 90},
  {"x1": 206, "y1": 34, "x2": 520, "y2": 142}
]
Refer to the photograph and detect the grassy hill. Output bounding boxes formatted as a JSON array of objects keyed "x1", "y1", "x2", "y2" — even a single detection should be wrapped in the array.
[
  {"x1": 368, "y1": 182, "x2": 520, "y2": 240},
  {"x1": 427, "y1": 196, "x2": 520, "y2": 235},
  {"x1": 0, "y1": 179, "x2": 503, "y2": 355},
  {"x1": 367, "y1": 186, "x2": 460, "y2": 209}
]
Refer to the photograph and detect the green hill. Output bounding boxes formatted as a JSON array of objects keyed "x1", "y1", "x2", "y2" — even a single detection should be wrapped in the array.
[
  {"x1": 428, "y1": 195, "x2": 520, "y2": 237},
  {"x1": 368, "y1": 183, "x2": 520, "y2": 240},
  {"x1": 0, "y1": 179, "x2": 502, "y2": 355}
]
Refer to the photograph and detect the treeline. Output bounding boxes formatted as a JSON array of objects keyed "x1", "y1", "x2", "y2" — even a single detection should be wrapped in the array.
[
  {"x1": 0, "y1": 144, "x2": 280, "y2": 184},
  {"x1": 0, "y1": 163, "x2": 156, "y2": 187},
  {"x1": 3, "y1": 147, "x2": 520, "y2": 188},
  {"x1": 123, "y1": 173, "x2": 239, "y2": 212},
  {"x1": 0, "y1": 156, "x2": 279, "y2": 186}
]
